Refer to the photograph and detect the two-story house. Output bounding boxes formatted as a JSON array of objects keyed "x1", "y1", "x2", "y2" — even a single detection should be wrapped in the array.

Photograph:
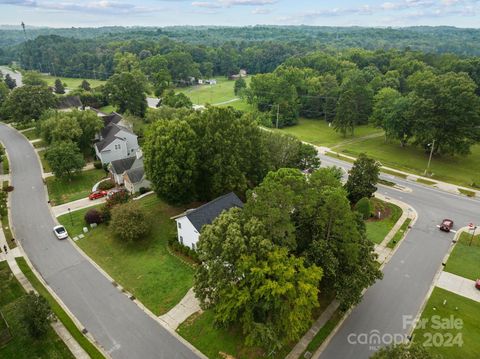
[{"x1": 94, "y1": 121, "x2": 139, "y2": 165}]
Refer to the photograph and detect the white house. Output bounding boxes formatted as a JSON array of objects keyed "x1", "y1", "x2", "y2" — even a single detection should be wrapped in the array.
[
  {"x1": 171, "y1": 192, "x2": 243, "y2": 250},
  {"x1": 94, "y1": 122, "x2": 139, "y2": 165}
]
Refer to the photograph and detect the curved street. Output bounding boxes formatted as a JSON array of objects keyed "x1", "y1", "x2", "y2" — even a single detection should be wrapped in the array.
[
  {"x1": 0, "y1": 123, "x2": 201, "y2": 359},
  {"x1": 317, "y1": 155, "x2": 480, "y2": 359}
]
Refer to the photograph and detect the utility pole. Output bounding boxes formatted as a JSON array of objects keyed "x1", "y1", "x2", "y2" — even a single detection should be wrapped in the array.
[
  {"x1": 424, "y1": 139, "x2": 436, "y2": 176},
  {"x1": 275, "y1": 104, "x2": 280, "y2": 129}
]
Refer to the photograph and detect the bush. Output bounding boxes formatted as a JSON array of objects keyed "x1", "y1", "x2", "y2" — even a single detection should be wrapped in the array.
[
  {"x1": 100, "y1": 205, "x2": 111, "y2": 224},
  {"x1": 93, "y1": 161, "x2": 103, "y2": 169},
  {"x1": 3, "y1": 185, "x2": 14, "y2": 192},
  {"x1": 139, "y1": 187, "x2": 150, "y2": 195},
  {"x1": 98, "y1": 179, "x2": 115, "y2": 191},
  {"x1": 111, "y1": 202, "x2": 151, "y2": 242},
  {"x1": 355, "y1": 197, "x2": 372, "y2": 220},
  {"x1": 21, "y1": 291, "x2": 52, "y2": 338},
  {"x1": 84, "y1": 208, "x2": 103, "y2": 225}
]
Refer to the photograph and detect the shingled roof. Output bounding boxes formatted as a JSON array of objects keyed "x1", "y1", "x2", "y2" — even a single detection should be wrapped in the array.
[
  {"x1": 57, "y1": 95, "x2": 83, "y2": 110},
  {"x1": 125, "y1": 167, "x2": 145, "y2": 184},
  {"x1": 110, "y1": 156, "x2": 137, "y2": 174},
  {"x1": 178, "y1": 192, "x2": 243, "y2": 231}
]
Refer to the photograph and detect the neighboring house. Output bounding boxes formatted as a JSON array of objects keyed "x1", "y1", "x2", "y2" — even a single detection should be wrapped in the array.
[
  {"x1": 171, "y1": 192, "x2": 243, "y2": 250},
  {"x1": 229, "y1": 70, "x2": 247, "y2": 80},
  {"x1": 94, "y1": 120, "x2": 139, "y2": 165},
  {"x1": 57, "y1": 95, "x2": 83, "y2": 111},
  {"x1": 108, "y1": 149, "x2": 144, "y2": 185},
  {"x1": 123, "y1": 167, "x2": 151, "y2": 194}
]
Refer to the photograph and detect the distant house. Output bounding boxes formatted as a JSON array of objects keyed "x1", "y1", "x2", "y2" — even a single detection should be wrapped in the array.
[
  {"x1": 205, "y1": 79, "x2": 217, "y2": 85},
  {"x1": 94, "y1": 117, "x2": 139, "y2": 165},
  {"x1": 57, "y1": 95, "x2": 83, "y2": 111},
  {"x1": 229, "y1": 70, "x2": 247, "y2": 81},
  {"x1": 171, "y1": 192, "x2": 243, "y2": 250}
]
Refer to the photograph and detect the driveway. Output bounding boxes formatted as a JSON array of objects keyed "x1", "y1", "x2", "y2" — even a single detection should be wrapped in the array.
[
  {"x1": 0, "y1": 123, "x2": 201, "y2": 359},
  {"x1": 315, "y1": 155, "x2": 480, "y2": 359}
]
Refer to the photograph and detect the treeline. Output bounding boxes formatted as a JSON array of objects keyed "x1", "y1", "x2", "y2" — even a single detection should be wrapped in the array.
[{"x1": 247, "y1": 48, "x2": 480, "y2": 155}]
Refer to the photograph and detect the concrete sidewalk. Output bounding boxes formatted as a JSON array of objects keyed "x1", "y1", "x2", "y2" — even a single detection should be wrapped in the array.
[
  {"x1": 159, "y1": 288, "x2": 201, "y2": 330},
  {"x1": 437, "y1": 271, "x2": 480, "y2": 303},
  {"x1": 52, "y1": 197, "x2": 106, "y2": 217},
  {"x1": 42, "y1": 162, "x2": 96, "y2": 179}
]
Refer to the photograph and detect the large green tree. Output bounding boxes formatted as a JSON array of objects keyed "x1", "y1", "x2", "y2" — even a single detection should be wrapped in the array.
[
  {"x1": 21, "y1": 292, "x2": 52, "y2": 338},
  {"x1": 195, "y1": 208, "x2": 322, "y2": 352},
  {"x1": 103, "y1": 71, "x2": 147, "y2": 117},
  {"x1": 54, "y1": 78, "x2": 65, "y2": 94},
  {"x1": 4, "y1": 74, "x2": 16, "y2": 89},
  {"x1": 370, "y1": 343, "x2": 440, "y2": 359},
  {"x1": 344, "y1": 154, "x2": 380, "y2": 204},
  {"x1": 44, "y1": 141, "x2": 85, "y2": 179},
  {"x1": 143, "y1": 119, "x2": 198, "y2": 203},
  {"x1": 2, "y1": 85, "x2": 56, "y2": 122},
  {"x1": 22, "y1": 71, "x2": 48, "y2": 87}
]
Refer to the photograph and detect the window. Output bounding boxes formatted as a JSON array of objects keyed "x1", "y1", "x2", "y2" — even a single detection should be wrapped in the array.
[
  {"x1": 179, "y1": 236, "x2": 183, "y2": 245},
  {"x1": 115, "y1": 144, "x2": 121, "y2": 150},
  {"x1": 192, "y1": 243, "x2": 196, "y2": 251},
  {"x1": 178, "y1": 222, "x2": 182, "y2": 229}
]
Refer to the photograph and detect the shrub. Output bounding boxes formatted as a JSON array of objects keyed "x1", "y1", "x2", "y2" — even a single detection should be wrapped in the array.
[
  {"x1": 100, "y1": 205, "x2": 111, "y2": 224},
  {"x1": 84, "y1": 208, "x2": 103, "y2": 225},
  {"x1": 4, "y1": 186, "x2": 14, "y2": 192},
  {"x1": 139, "y1": 187, "x2": 150, "y2": 195},
  {"x1": 21, "y1": 291, "x2": 52, "y2": 338},
  {"x1": 355, "y1": 197, "x2": 372, "y2": 220},
  {"x1": 111, "y1": 202, "x2": 151, "y2": 242},
  {"x1": 98, "y1": 179, "x2": 115, "y2": 191},
  {"x1": 93, "y1": 161, "x2": 103, "y2": 169},
  {"x1": 105, "y1": 191, "x2": 129, "y2": 208}
]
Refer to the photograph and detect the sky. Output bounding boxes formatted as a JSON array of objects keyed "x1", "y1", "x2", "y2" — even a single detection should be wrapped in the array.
[{"x1": 0, "y1": 0, "x2": 479, "y2": 28}]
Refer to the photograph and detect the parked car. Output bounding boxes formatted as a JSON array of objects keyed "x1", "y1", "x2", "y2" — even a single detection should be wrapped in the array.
[
  {"x1": 107, "y1": 188, "x2": 126, "y2": 199},
  {"x1": 439, "y1": 219, "x2": 454, "y2": 232},
  {"x1": 53, "y1": 225, "x2": 68, "y2": 240},
  {"x1": 89, "y1": 190, "x2": 108, "y2": 200}
]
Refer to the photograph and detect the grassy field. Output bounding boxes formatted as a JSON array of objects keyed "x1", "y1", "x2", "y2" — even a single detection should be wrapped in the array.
[
  {"x1": 15, "y1": 258, "x2": 105, "y2": 359},
  {"x1": 365, "y1": 198, "x2": 403, "y2": 245},
  {"x1": 276, "y1": 119, "x2": 382, "y2": 147},
  {"x1": 444, "y1": 233, "x2": 480, "y2": 281},
  {"x1": 40, "y1": 75, "x2": 106, "y2": 89},
  {"x1": 46, "y1": 169, "x2": 107, "y2": 206},
  {"x1": 21, "y1": 128, "x2": 39, "y2": 141},
  {"x1": 413, "y1": 287, "x2": 480, "y2": 359},
  {"x1": 336, "y1": 136, "x2": 480, "y2": 188},
  {"x1": 0, "y1": 262, "x2": 75, "y2": 359},
  {"x1": 99, "y1": 105, "x2": 116, "y2": 114},
  {"x1": 177, "y1": 77, "x2": 251, "y2": 105},
  {"x1": 58, "y1": 195, "x2": 194, "y2": 315}
]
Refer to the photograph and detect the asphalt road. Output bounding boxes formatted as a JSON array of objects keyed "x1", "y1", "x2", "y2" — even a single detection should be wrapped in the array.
[
  {"x1": 316, "y1": 155, "x2": 480, "y2": 359},
  {"x1": 0, "y1": 123, "x2": 200, "y2": 359},
  {"x1": 0, "y1": 66, "x2": 23, "y2": 86}
]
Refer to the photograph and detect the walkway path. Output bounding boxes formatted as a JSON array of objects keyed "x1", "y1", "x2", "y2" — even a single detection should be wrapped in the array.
[
  {"x1": 42, "y1": 162, "x2": 96, "y2": 179},
  {"x1": 436, "y1": 272, "x2": 480, "y2": 303},
  {"x1": 159, "y1": 288, "x2": 201, "y2": 330},
  {"x1": 52, "y1": 196, "x2": 107, "y2": 217}
]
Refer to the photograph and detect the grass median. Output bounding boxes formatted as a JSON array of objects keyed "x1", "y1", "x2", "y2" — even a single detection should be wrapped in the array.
[
  {"x1": 444, "y1": 232, "x2": 480, "y2": 281},
  {"x1": 365, "y1": 198, "x2": 403, "y2": 245}
]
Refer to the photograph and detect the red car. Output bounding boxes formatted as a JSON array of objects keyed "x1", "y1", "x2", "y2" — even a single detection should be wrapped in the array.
[
  {"x1": 89, "y1": 190, "x2": 107, "y2": 200},
  {"x1": 439, "y1": 219, "x2": 454, "y2": 232},
  {"x1": 476, "y1": 279, "x2": 480, "y2": 290}
]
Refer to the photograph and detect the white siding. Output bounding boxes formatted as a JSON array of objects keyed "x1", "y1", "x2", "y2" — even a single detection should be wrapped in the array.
[
  {"x1": 175, "y1": 217, "x2": 199, "y2": 250},
  {"x1": 96, "y1": 138, "x2": 128, "y2": 164}
]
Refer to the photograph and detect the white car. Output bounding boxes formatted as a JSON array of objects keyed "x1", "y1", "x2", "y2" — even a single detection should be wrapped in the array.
[{"x1": 53, "y1": 225, "x2": 68, "y2": 240}]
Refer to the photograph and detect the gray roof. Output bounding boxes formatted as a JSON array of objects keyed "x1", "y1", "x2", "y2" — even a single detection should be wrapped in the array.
[
  {"x1": 96, "y1": 123, "x2": 134, "y2": 152},
  {"x1": 110, "y1": 156, "x2": 136, "y2": 174},
  {"x1": 57, "y1": 95, "x2": 83, "y2": 109},
  {"x1": 125, "y1": 167, "x2": 145, "y2": 184},
  {"x1": 185, "y1": 192, "x2": 243, "y2": 231},
  {"x1": 101, "y1": 112, "x2": 123, "y2": 127}
]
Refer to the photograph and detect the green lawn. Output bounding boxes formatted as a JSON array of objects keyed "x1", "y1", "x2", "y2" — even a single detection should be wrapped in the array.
[
  {"x1": 21, "y1": 128, "x2": 39, "y2": 141},
  {"x1": 46, "y1": 169, "x2": 107, "y2": 206},
  {"x1": 177, "y1": 77, "x2": 251, "y2": 105},
  {"x1": 365, "y1": 198, "x2": 403, "y2": 245},
  {"x1": 276, "y1": 118, "x2": 382, "y2": 147},
  {"x1": 387, "y1": 218, "x2": 412, "y2": 249},
  {"x1": 15, "y1": 258, "x2": 105, "y2": 359},
  {"x1": 413, "y1": 287, "x2": 480, "y2": 359},
  {"x1": 336, "y1": 136, "x2": 480, "y2": 189},
  {"x1": 302, "y1": 309, "x2": 343, "y2": 357},
  {"x1": 444, "y1": 233, "x2": 480, "y2": 281},
  {"x1": 37, "y1": 150, "x2": 51, "y2": 173},
  {"x1": 0, "y1": 262, "x2": 75, "y2": 359},
  {"x1": 99, "y1": 105, "x2": 116, "y2": 114},
  {"x1": 40, "y1": 75, "x2": 106, "y2": 89},
  {"x1": 58, "y1": 195, "x2": 195, "y2": 315}
]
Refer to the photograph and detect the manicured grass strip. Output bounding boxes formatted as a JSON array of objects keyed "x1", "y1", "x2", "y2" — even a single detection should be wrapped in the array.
[
  {"x1": 302, "y1": 309, "x2": 343, "y2": 357},
  {"x1": 413, "y1": 287, "x2": 480, "y2": 358},
  {"x1": 46, "y1": 169, "x2": 107, "y2": 206},
  {"x1": 2, "y1": 155, "x2": 9, "y2": 175},
  {"x1": 365, "y1": 199, "x2": 403, "y2": 245},
  {"x1": 417, "y1": 177, "x2": 436, "y2": 185},
  {"x1": 40, "y1": 75, "x2": 106, "y2": 89},
  {"x1": 325, "y1": 151, "x2": 354, "y2": 164},
  {"x1": 387, "y1": 218, "x2": 412, "y2": 249},
  {"x1": 37, "y1": 150, "x2": 51, "y2": 173},
  {"x1": 380, "y1": 167, "x2": 408, "y2": 179},
  {"x1": 444, "y1": 232, "x2": 480, "y2": 281},
  {"x1": 458, "y1": 188, "x2": 476, "y2": 197},
  {"x1": 59, "y1": 196, "x2": 195, "y2": 315},
  {"x1": 21, "y1": 128, "x2": 39, "y2": 141},
  {"x1": 15, "y1": 258, "x2": 105, "y2": 359},
  {"x1": 0, "y1": 262, "x2": 74, "y2": 358},
  {"x1": 99, "y1": 105, "x2": 116, "y2": 114},
  {"x1": 33, "y1": 140, "x2": 46, "y2": 149}
]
